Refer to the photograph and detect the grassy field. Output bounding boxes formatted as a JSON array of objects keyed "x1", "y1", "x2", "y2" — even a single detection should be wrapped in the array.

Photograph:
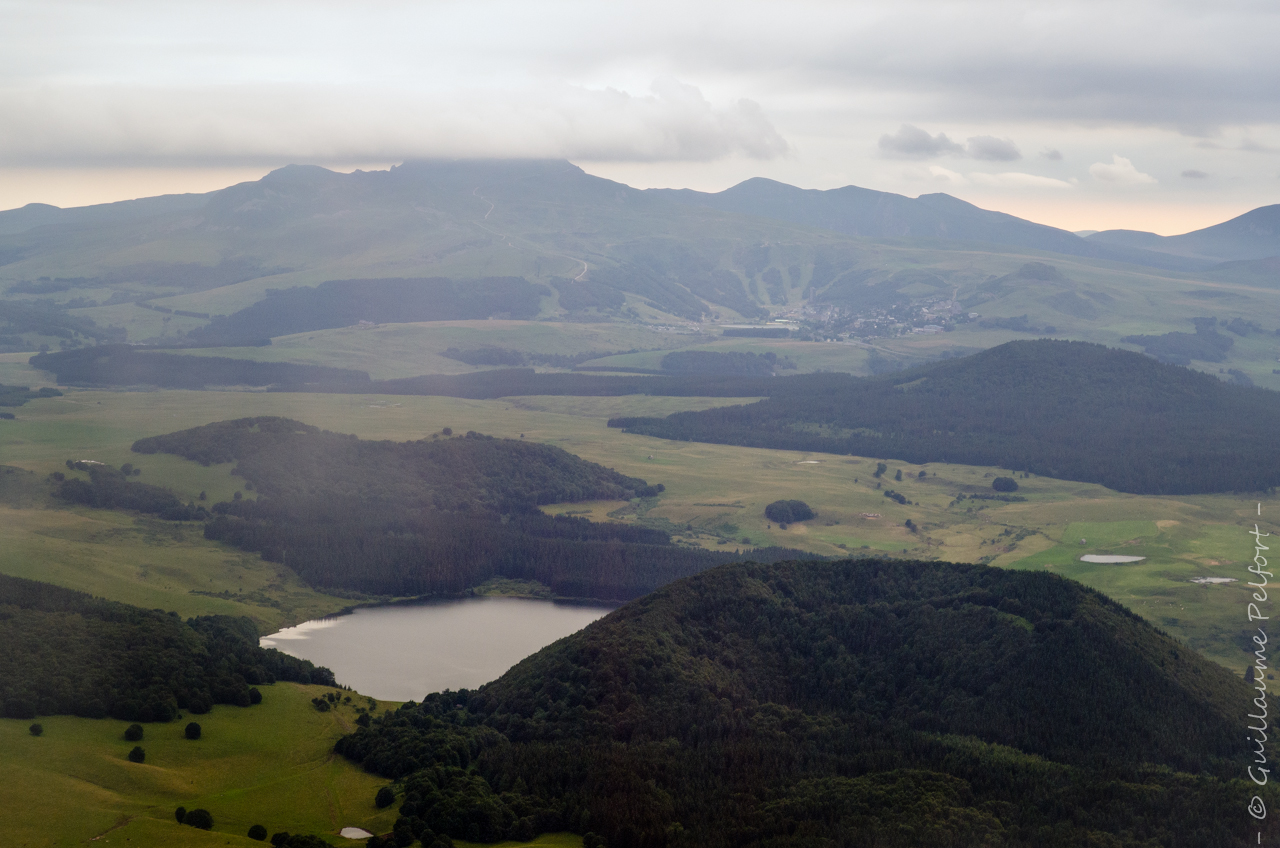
[
  {"x1": 174, "y1": 320, "x2": 709, "y2": 380},
  {"x1": 0, "y1": 682, "x2": 403, "y2": 848},
  {"x1": 0, "y1": 682, "x2": 578, "y2": 847},
  {"x1": 3, "y1": 386, "x2": 1270, "y2": 674}
]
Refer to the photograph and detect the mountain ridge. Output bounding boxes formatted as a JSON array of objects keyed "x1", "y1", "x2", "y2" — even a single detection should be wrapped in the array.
[
  {"x1": 650, "y1": 176, "x2": 1209, "y2": 269},
  {"x1": 1087, "y1": 203, "x2": 1280, "y2": 261}
]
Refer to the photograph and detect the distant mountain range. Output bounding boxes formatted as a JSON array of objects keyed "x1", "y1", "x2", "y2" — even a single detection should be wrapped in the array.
[
  {"x1": 3, "y1": 160, "x2": 1275, "y2": 269},
  {"x1": 1087, "y1": 203, "x2": 1280, "y2": 261},
  {"x1": 1, "y1": 159, "x2": 1277, "y2": 352},
  {"x1": 653, "y1": 178, "x2": 1222, "y2": 270}
]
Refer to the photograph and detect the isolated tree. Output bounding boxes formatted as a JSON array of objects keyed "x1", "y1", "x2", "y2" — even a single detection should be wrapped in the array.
[
  {"x1": 175, "y1": 807, "x2": 186, "y2": 824},
  {"x1": 766, "y1": 500, "x2": 814, "y2": 523},
  {"x1": 127, "y1": 745, "x2": 145, "y2": 763},
  {"x1": 375, "y1": 785, "x2": 396, "y2": 808},
  {"x1": 918, "y1": 470, "x2": 928, "y2": 478},
  {"x1": 28, "y1": 723, "x2": 42, "y2": 736},
  {"x1": 183, "y1": 808, "x2": 213, "y2": 830},
  {"x1": 185, "y1": 721, "x2": 202, "y2": 740},
  {"x1": 248, "y1": 824, "x2": 268, "y2": 841},
  {"x1": 894, "y1": 469, "x2": 903, "y2": 481},
  {"x1": 873, "y1": 462, "x2": 887, "y2": 478},
  {"x1": 124, "y1": 723, "x2": 144, "y2": 741},
  {"x1": 992, "y1": 476, "x2": 1019, "y2": 492}
]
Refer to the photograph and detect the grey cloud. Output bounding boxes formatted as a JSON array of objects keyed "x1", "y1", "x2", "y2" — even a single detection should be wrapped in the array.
[
  {"x1": 878, "y1": 124, "x2": 963, "y2": 158},
  {"x1": 0, "y1": 79, "x2": 789, "y2": 167},
  {"x1": 966, "y1": 135, "x2": 1021, "y2": 161},
  {"x1": 1040, "y1": 149, "x2": 1064, "y2": 161},
  {"x1": 587, "y1": 2, "x2": 1280, "y2": 131},
  {"x1": 1181, "y1": 169, "x2": 1209, "y2": 179}
]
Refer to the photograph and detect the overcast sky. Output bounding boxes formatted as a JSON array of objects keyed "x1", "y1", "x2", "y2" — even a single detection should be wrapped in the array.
[{"x1": 2, "y1": 0, "x2": 1278, "y2": 233}]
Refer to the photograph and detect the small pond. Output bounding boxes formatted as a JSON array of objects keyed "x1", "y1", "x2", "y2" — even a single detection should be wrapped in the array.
[
  {"x1": 1079, "y1": 555, "x2": 1147, "y2": 563},
  {"x1": 261, "y1": 596, "x2": 616, "y2": 701}
]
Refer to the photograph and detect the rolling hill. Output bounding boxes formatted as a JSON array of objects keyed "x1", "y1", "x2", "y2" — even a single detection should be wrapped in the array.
[
  {"x1": 609, "y1": 339, "x2": 1280, "y2": 494},
  {"x1": 1088, "y1": 204, "x2": 1280, "y2": 262},
  {"x1": 336, "y1": 558, "x2": 1265, "y2": 847}
]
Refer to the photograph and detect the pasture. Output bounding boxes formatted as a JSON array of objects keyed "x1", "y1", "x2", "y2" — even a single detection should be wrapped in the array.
[{"x1": 0, "y1": 683, "x2": 401, "y2": 848}]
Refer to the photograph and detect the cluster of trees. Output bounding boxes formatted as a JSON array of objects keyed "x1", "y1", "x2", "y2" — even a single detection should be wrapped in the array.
[
  {"x1": 133, "y1": 417, "x2": 809, "y2": 599},
  {"x1": 978, "y1": 314, "x2": 1058, "y2": 334},
  {"x1": 175, "y1": 807, "x2": 213, "y2": 830},
  {"x1": 610, "y1": 339, "x2": 1280, "y2": 495},
  {"x1": 763, "y1": 500, "x2": 812, "y2": 523},
  {"x1": 29, "y1": 346, "x2": 369, "y2": 389},
  {"x1": 0, "y1": 574, "x2": 332, "y2": 721},
  {"x1": 659, "y1": 350, "x2": 795, "y2": 377},
  {"x1": 992, "y1": 476, "x2": 1019, "y2": 492},
  {"x1": 0, "y1": 297, "x2": 126, "y2": 349},
  {"x1": 0, "y1": 384, "x2": 62, "y2": 407},
  {"x1": 336, "y1": 558, "x2": 1262, "y2": 847},
  {"x1": 55, "y1": 461, "x2": 209, "y2": 521},
  {"x1": 1122, "y1": 317, "x2": 1236, "y2": 365},
  {"x1": 184, "y1": 277, "x2": 549, "y2": 347}
]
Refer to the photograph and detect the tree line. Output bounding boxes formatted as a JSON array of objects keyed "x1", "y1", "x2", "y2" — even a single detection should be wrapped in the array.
[
  {"x1": 0, "y1": 573, "x2": 332, "y2": 722},
  {"x1": 184, "y1": 276, "x2": 549, "y2": 347},
  {"x1": 610, "y1": 339, "x2": 1280, "y2": 495},
  {"x1": 30, "y1": 345, "x2": 369, "y2": 388}
]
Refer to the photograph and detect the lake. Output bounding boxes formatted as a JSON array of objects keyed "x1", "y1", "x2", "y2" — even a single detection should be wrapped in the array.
[{"x1": 260, "y1": 596, "x2": 616, "y2": 701}]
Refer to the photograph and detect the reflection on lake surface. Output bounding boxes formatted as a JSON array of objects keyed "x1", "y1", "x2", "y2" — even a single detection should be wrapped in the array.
[{"x1": 260, "y1": 596, "x2": 616, "y2": 701}]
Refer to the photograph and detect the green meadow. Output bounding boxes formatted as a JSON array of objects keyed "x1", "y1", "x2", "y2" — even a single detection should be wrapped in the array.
[
  {"x1": 0, "y1": 682, "x2": 576, "y2": 847},
  {"x1": 175, "y1": 319, "x2": 705, "y2": 380},
  {"x1": 0, "y1": 683, "x2": 401, "y2": 847}
]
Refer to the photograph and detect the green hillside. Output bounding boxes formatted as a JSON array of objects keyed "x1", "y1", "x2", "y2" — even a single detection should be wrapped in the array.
[
  {"x1": 610, "y1": 339, "x2": 1280, "y2": 494},
  {"x1": 0, "y1": 572, "x2": 332, "y2": 722},
  {"x1": 128, "y1": 417, "x2": 810, "y2": 599},
  {"x1": 336, "y1": 558, "x2": 1267, "y2": 847}
]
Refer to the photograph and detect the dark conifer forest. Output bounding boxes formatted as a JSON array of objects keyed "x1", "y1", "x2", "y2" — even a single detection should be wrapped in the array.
[
  {"x1": 0, "y1": 574, "x2": 332, "y2": 722},
  {"x1": 609, "y1": 339, "x2": 1280, "y2": 494},
  {"x1": 30, "y1": 345, "x2": 370, "y2": 388},
  {"x1": 337, "y1": 558, "x2": 1269, "y2": 847},
  {"x1": 130, "y1": 418, "x2": 808, "y2": 599},
  {"x1": 184, "y1": 276, "x2": 549, "y2": 347}
]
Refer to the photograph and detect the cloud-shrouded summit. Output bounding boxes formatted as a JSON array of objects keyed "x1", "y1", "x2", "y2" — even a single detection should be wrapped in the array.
[
  {"x1": 2, "y1": 0, "x2": 1279, "y2": 231},
  {"x1": 0, "y1": 79, "x2": 787, "y2": 167}
]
